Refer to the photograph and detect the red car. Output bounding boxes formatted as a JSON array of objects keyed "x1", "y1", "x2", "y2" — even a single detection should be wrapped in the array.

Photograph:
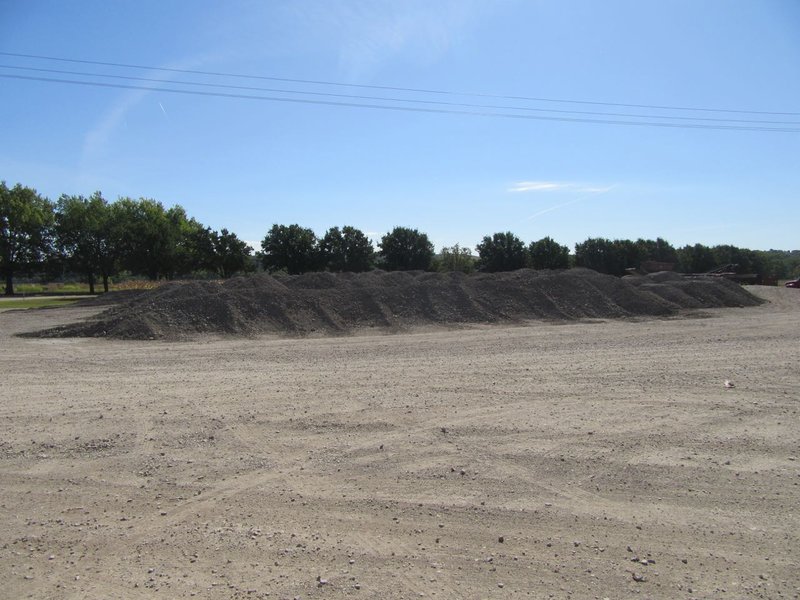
[{"x1": 786, "y1": 278, "x2": 800, "y2": 288}]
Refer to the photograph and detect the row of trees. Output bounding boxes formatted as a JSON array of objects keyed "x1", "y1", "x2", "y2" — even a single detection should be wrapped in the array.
[
  {"x1": 466, "y1": 232, "x2": 798, "y2": 281},
  {"x1": 475, "y1": 232, "x2": 570, "y2": 272},
  {"x1": 260, "y1": 225, "x2": 434, "y2": 274},
  {"x1": 1, "y1": 182, "x2": 252, "y2": 295},
  {"x1": 258, "y1": 227, "x2": 798, "y2": 281},
  {"x1": 259, "y1": 229, "x2": 570, "y2": 275},
  {"x1": 3, "y1": 181, "x2": 798, "y2": 295},
  {"x1": 573, "y1": 237, "x2": 797, "y2": 280}
]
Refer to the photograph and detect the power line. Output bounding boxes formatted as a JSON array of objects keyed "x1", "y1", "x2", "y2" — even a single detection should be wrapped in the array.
[
  {"x1": 2, "y1": 50, "x2": 798, "y2": 117},
  {"x1": 2, "y1": 64, "x2": 798, "y2": 127},
  {"x1": 3, "y1": 73, "x2": 798, "y2": 133}
]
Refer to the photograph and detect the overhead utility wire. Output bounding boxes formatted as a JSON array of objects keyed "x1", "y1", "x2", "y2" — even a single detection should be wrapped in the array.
[
  {"x1": 2, "y1": 64, "x2": 797, "y2": 127},
  {"x1": 3, "y1": 73, "x2": 798, "y2": 133},
  {"x1": 2, "y1": 51, "x2": 798, "y2": 117}
]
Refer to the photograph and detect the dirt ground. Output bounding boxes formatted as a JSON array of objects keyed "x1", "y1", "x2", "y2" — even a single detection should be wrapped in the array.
[{"x1": 1, "y1": 286, "x2": 798, "y2": 599}]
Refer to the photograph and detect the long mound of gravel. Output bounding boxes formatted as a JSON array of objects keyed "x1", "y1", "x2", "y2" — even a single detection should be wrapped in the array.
[{"x1": 30, "y1": 268, "x2": 761, "y2": 340}]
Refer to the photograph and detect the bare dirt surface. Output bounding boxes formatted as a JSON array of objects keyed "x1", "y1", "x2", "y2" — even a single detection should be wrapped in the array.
[{"x1": 1, "y1": 285, "x2": 798, "y2": 599}]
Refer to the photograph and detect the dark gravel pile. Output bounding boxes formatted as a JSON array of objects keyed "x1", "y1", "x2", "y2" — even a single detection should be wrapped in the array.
[{"x1": 30, "y1": 269, "x2": 761, "y2": 340}]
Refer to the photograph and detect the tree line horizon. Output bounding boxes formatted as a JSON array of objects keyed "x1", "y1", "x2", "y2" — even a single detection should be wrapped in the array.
[{"x1": 2, "y1": 181, "x2": 798, "y2": 296}]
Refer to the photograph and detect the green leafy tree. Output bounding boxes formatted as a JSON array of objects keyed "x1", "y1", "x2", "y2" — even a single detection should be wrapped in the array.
[
  {"x1": 753, "y1": 249, "x2": 800, "y2": 280},
  {"x1": 182, "y1": 225, "x2": 250, "y2": 278},
  {"x1": 574, "y1": 237, "x2": 623, "y2": 275},
  {"x1": 113, "y1": 198, "x2": 173, "y2": 280},
  {"x1": 612, "y1": 239, "x2": 643, "y2": 273},
  {"x1": 96, "y1": 204, "x2": 124, "y2": 291},
  {"x1": 261, "y1": 224, "x2": 319, "y2": 274},
  {"x1": 212, "y1": 228, "x2": 253, "y2": 278},
  {"x1": 676, "y1": 243, "x2": 716, "y2": 273},
  {"x1": 635, "y1": 237, "x2": 678, "y2": 264},
  {"x1": 378, "y1": 226, "x2": 434, "y2": 271},
  {"x1": 0, "y1": 182, "x2": 54, "y2": 295},
  {"x1": 55, "y1": 192, "x2": 120, "y2": 293},
  {"x1": 112, "y1": 198, "x2": 198, "y2": 280},
  {"x1": 528, "y1": 236, "x2": 570, "y2": 270},
  {"x1": 436, "y1": 243, "x2": 476, "y2": 273},
  {"x1": 476, "y1": 231, "x2": 527, "y2": 272},
  {"x1": 181, "y1": 224, "x2": 218, "y2": 275},
  {"x1": 786, "y1": 251, "x2": 800, "y2": 278},
  {"x1": 319, "y1": 225, "x2": 374, "y2": 272},
  {"x1": 576, "y1": 237, "x2": 680, "y2": 275},
  {"x1": 710, "y1": 244, "x2": 763, "y2": 276},
  {"x1": 166, "y1": 206, "x2": 211, "y2": 278}
]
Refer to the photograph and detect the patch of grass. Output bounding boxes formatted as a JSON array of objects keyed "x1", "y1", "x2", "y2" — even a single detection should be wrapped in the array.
[
  {"x1": 0, "y1": 297, "x2": 83, "y2": 310},
  {"x1": 14, "y1": 282, "x2": 94, "y2": 294},
  {"x1": 112, "y1": 279, "x2": 165, "y2": 291},
  {"x1": 13, "y1": 278, "x2": 173, "y2": 296},
  {"x1": 58, "y1": 282, "x2": 94, "y2": 293},
  {"x1": 13, "y1": 283, "x2": 47, "y2": 294}
]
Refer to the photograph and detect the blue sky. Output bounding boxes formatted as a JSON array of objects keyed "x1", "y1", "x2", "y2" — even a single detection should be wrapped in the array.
[{"x1": 1, "y1": 0, "x2": 798, "y2": 252}]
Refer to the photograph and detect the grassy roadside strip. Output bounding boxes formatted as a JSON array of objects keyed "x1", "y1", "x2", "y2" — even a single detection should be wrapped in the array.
[{"x1": 0, "y1": 297, "x2": 84, "y2": 310}]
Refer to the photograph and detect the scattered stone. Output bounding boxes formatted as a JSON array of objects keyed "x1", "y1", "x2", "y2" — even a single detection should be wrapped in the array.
[{"x1": 632, "y1": 572, "x2": 646, "y2": 582}]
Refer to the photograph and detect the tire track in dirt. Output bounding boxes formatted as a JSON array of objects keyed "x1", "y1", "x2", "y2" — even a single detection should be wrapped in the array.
[{"x1": 4, "y1": 287, "x2": 798, "y2": 599}]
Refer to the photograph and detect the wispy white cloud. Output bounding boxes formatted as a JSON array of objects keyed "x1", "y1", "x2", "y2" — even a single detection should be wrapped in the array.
[
  {"x1": 293, "y1": 0, "x2": 490, "y2": 80},
  {"x1": 509, "y1": 180, "x2": 613, "y2": 194},
  {"x1": 81, "y1": 89, "x2": 147, "y2": 163},
  {"x1": 522, "y1": 185, "x2": 616, "y2": 221},
  {"x1": 509, "y1": 181, "x2": 566, "y2": 192},
  {"x1": 81, "y1": 54, "x2": 217, "y2": 169}
]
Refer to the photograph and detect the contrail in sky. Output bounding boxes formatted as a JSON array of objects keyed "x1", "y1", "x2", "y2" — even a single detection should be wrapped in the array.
[
  {"x1": 524, "y1": 186, "x2": 615, "y2": 221},
  {"x1": 159, "y1": 101, "x2": 167, "y2": 116}
]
